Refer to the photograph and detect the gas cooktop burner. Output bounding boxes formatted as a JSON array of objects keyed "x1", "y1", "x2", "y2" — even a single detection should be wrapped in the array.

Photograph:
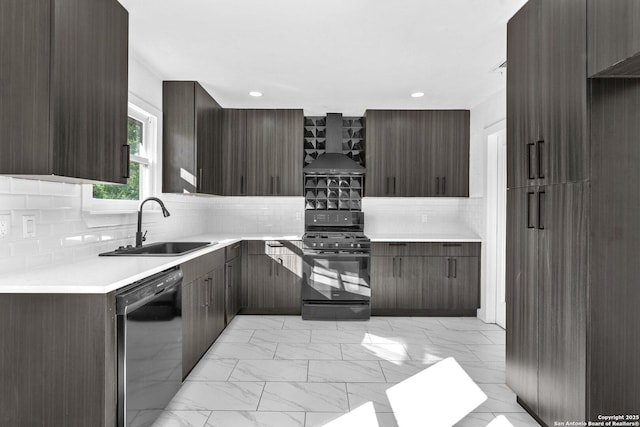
[{"x1": 302, "y1": 231, "x2": 370, "y2": 251}]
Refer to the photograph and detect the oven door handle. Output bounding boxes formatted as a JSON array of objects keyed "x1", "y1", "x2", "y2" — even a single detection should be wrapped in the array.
[{"x1": 303, "y1": 251, "x2": 370, "y2": 258}]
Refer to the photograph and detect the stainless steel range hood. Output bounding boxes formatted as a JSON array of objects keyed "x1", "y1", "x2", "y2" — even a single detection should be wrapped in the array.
[{"x1": 303, "y1": 113, "x2": 365, "y2": 175}]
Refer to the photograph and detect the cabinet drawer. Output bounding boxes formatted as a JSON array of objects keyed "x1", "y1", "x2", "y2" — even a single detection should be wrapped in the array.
[
  {"x1": 247, "y1": 240, "x2": 302, "y2": 255},
  {"x1": 371, "y1": 242, "x2": 480, "y2": 257},
  {"x1": 225, "y1": 242, "x2": 242, "y2": 262},
  {"x1": 181, "y1": 248, "x2": 225, "y2": 282}
]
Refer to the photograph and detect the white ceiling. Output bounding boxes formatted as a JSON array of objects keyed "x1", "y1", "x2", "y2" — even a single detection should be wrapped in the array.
[{"x1": 120, "y1": 0, "x2": 526, "y2": 116}]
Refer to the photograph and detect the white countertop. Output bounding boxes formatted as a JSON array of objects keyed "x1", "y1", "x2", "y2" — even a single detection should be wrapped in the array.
[
  {"x1": 368, "y1": 233, "x2": 481, "y2": 242},
  {"x1": 0, "y1": 234, "x2": 302, "y2": 294},
  {"x1": 1, "y1": 231, "x2": 481, "y2": 294}
]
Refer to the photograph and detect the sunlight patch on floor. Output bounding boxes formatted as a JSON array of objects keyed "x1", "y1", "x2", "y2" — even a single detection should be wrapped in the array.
[{"x1": 386, "y1": 357, "x2": 487, "y2": 427}]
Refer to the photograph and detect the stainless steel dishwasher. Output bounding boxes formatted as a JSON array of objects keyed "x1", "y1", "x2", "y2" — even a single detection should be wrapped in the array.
[{"x1": 116, "y1": 268, "x2": 183, "y2": 427}]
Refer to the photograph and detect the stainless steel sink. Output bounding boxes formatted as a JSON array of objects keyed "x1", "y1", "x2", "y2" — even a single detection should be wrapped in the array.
[{"x1": 99, "y1": 241, "x2": 213, "y2": 256}]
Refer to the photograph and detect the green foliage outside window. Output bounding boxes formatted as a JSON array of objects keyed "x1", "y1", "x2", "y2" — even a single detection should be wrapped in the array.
[{"x1": 93, "y1": 118, "x2": 144, "y2": 200}]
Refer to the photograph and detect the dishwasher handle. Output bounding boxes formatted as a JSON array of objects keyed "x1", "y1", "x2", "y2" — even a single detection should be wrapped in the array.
[{"x1": 116, "y1": 268, "x2": 183, "y2": 315}]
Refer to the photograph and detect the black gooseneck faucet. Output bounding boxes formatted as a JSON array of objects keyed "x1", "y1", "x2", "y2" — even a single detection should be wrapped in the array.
[{"x1": 136, "y1": 197, "x2": 171, "y2": 247}]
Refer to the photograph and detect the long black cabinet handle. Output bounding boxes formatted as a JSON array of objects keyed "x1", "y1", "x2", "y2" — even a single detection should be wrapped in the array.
[
  {"x1": 436, "y1": 177, "x2": 440, "y2": 195},
  {"x1": 452, "y1": 258, "x2": 457, "y2": 279},
  {"x1": 527, "y1": 192, "x2": 536, "y2": 229},
  {"x1": 398, "y1": 258, "x2": 402, "y2": 278},
  {"x1": 240, "y1": 175, "x2": 244, "y2": 195},
  {"x1": 393, "y1": 177, "x2": 396, "y2": 195},
  {"x1": 392, "y1": 257, "x2": 396, "y2": 278},
  {"x1": 538, "y1": 191, "x2": 546, "y2": 230},
  {"x1": 527, "y1": 143, "x2": 535, "y2": 180},
  {"x1": 537, "y1": 141, "x2": 545, "y2": 179},
  {"x1": 122, "y1": 145, "x2": 130, "y2": 179},
  {"x1": 446, "y1": 258, "x2": 451, "y2": 278}
]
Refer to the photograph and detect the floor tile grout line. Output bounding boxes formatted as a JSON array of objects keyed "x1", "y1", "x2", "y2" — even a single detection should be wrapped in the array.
[{"x1": 254, "y1": 381, "x2": 267, "y2": 412}]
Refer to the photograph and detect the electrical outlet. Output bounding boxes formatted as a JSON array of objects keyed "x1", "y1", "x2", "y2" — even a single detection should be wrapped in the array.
[
  {"x1": 0, "y1": 214, "x2": 10, "y2": 238},
  {"x1": 296, "y1": 212, "x2": 302, "y2": 221},
  {"x1": 22, "y1": 215, "x2": 36, "y2": 238}
]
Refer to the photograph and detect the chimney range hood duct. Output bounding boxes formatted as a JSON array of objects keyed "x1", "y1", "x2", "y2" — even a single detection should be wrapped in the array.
[{"x1": 303, "y1": 113, "x2": 366, "y2": 175}]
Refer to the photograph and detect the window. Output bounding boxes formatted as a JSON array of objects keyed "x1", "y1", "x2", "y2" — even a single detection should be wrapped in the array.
[{"x1": 83, "y1": 100, "x2": 158, "y2": 212}]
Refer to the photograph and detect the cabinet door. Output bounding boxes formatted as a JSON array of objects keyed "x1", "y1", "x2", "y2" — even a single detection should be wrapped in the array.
[
  {"x1": 195, "y1": 82, "x2": 223, "y2": 194},
  {"x1": 225, "y1": 257, "x2": 241, "y2": 324},
  {"x1": 444, "y1": 257, "x2": 479, "y2": 310},
  {"x1": 507, "y1": 0, "x2": 541, "y2": 189},
  {"x1": 206, "y1": 266, "x2": 226, "y2": 346},
  {"x1": 364, "y1": 111, "x2": 398, "y2": 196},
  {"x1": 222, "y1": 109, "x2": 247, "y2": 195},
  {"x1": 273, "y1": 254, "x2": 302, "y2": 311},
  {"x1": 163, "y1": 82, "x2": 197, "y2": 193},
  {"x1": 422, "y1": 257, "x2": 449, "y2": 309},
  {"x1": 537, "y1": 183, "x2": 587, "y2": 424},
  {"x1": 540, "y1": 0, "x2": 587, "y2": 186},
  {"x1": 370, "y1": 256, "x2": 396, "y2": 310},
  {"x1": 275, "y1": 109, "x2": 304, "y2": 196},
  {"x1": 438, "y1": 111, "x2": 470, "y2": 197},
  {"x1": 51, "y1": 0, "x2": 128, "y2": 183},
  {"x1": 246, "y1": 110, "x2": 274, "y2": 195},
  {"x1": 395, "y1": 257, "x2": 424, "y2": 309},
  {"x1": 588, "y1": 0, "x2": 640, "y2": 77},
  {"x1": 245, "y1": 254, "x2": 275, "y2": 308},
  {"x1": 195, "y1": 276, "x2": 209, "y2": 361},
  {"x1": 505, "y1": 187, "x2": 539, "y2": 413},
  {"x1": 181, "y1": 280, "x2": 198, "y2": 379}
]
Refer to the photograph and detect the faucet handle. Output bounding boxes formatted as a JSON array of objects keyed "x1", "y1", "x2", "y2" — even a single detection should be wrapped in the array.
[{"x1": 142, "y1": 230, "x2": 148, "y2": 243}]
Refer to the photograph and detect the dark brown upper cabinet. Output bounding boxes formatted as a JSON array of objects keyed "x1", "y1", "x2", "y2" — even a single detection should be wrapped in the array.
[
  {"x1": 507, "y1": 0, "x2": 587, "y2": 189},
  {"x1": 222, "y1": 109, "x2": 248, "y2": 195},
  {"x1": 0, "y1": 0, "x2": 129, "y2": 183},
  {"x1": 163, "y1": 81, "x2": 223, "y2": 194},
  {"x1": 244, "y1": 109, "x2": 303, "y2": 196},
  {"x1": 364, "y1": 110, "x2": 469, "y2": 197},
  {"x1": 588, "y1": 0, "x2": 640, "y2": 77}
]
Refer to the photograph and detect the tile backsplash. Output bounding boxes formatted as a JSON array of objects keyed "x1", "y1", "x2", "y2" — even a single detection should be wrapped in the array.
[
  {"x1": 0, "y1": 177, "x2": 211, "y2": 274},
  {"x1": 362, "y1": 197, "x2": 483, "y2": 237},
  {"x1": 1, "y1": 176, "x2": 482, "y2": 275}
]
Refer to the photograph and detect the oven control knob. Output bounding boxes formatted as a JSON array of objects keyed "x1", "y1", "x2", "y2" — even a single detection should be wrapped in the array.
[
  {"x1": 351, "y1": 243, "x2": 355, "y2": 247},
  {"x1": 312, "y1": 243, "x2": 316, "y2": 247},
  {"x1": 320, "y1": 243, "x2": 324, "y2": 247},
  {"x1": 357, "y1": 244, "x2": 361, "y2": 248},
  {"x1": 335, "y1": 243, "x2": 339, "y2": 247}
]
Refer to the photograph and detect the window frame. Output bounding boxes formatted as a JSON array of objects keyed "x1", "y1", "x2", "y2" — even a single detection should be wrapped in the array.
[{"x1": 82, "y1": 95, "x2": 160, "y2": 213}]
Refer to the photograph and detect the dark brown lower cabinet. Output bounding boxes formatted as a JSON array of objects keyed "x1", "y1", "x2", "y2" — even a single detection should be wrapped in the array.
[
  {"x1": 506, "y1": 187, "x2": 540, "y2": 415},
  {"x1": 241, "y1": 241, "x2": 303, "y2": 314},
  {"x1": 371, "y1": 242, "x2": 480, "y2": 316},
  {"x1": 0, "y1": 293, "x2": 117, "y2": 427},
  {"x1": 225, "y1": 243, "x2": 242, "y2": 324},
  {"x1": 507, "y1": 183, "x2": 588, "y2": 424},
  {"x1": 181, "y1": 249, "x2": 226, "y2": 379}
]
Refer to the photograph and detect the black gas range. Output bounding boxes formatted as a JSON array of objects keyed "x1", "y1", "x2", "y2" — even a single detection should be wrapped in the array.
[{"x1": 301, "y1": 211, "x2": 371, "y2": 320}]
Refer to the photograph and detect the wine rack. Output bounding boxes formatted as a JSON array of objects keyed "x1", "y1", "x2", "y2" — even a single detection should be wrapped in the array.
[{"x1": 304, "y1": 175, "x2": 362, "y2": 210}]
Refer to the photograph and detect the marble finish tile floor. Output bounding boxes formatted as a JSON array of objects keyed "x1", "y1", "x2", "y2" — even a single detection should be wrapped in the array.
[{"x1": 132, "y1": 315, "x2": 540, "y2": 427}]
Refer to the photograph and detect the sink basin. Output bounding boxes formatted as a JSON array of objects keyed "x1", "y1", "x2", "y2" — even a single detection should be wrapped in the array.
[{"x1": 99, "y1": 241, "x2": 213, "y2": 257}]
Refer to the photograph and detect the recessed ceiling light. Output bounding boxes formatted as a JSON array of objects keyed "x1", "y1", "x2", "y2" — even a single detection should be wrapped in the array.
[
  {"x1": 411, "y1": 92, "x2": 424, "y2": 98},
  {"x1": 249, "y1": 91, "x2": 262, "y2": 97}
]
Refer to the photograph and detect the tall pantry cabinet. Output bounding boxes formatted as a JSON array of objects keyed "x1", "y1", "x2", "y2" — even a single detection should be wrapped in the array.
[{"x1": 506, "y1": 0, "x2": 640, "y2": 424}]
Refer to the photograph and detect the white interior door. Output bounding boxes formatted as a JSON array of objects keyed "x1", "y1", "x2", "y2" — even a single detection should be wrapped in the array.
[{"x1": 495, "y1": 131, "x2": 507, "y2": 328}]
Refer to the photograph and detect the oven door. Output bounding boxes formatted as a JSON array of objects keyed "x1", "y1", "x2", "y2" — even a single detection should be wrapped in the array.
[{"x1": 302, "y1": 251, "x2": 370, "y2": 302}]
